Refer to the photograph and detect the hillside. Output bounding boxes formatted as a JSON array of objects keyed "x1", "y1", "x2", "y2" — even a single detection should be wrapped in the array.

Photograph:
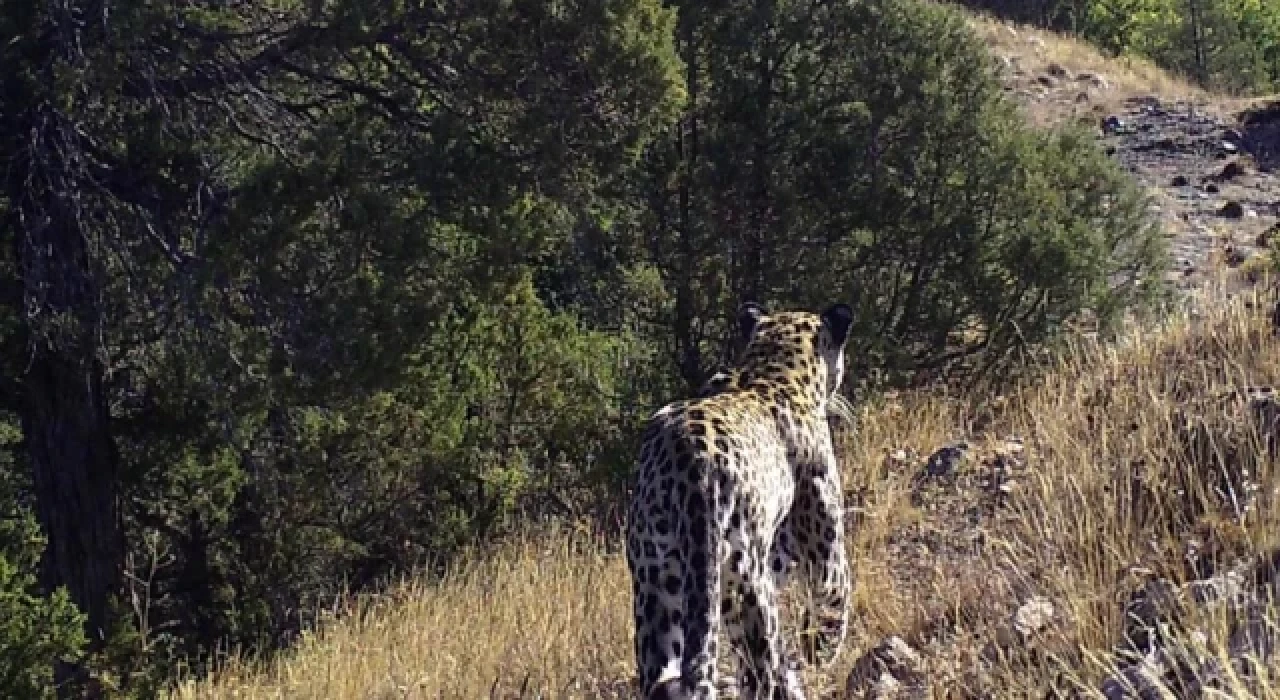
[
  {"x1": 168, "y1": 12, "x2": 1280, "y2": 700},
  {"x1": 967, "y1": 12, "x2": 1280, "y2": 296}
]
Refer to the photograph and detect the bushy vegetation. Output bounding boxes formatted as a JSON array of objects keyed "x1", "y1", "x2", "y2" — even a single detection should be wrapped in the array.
[
  {"x1": 0, "y1": 417, "x2": 86, "y2": 699},
  {"x1": 958, "y1": 0, "x2": 1280, "y2": 94},
  {"x1": 0, "y1": 0, "x2": 1163, "y2": 694}
]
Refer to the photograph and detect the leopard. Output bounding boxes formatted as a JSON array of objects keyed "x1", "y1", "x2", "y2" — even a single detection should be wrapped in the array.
[{"x1": 626, "y1": 302, "x2": 856, "y2": 700}]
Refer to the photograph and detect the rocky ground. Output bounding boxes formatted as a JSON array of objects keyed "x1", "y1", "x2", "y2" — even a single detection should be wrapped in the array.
[{"x1": 1100, "y1": 97, "x2": 1280, "y2": 292}]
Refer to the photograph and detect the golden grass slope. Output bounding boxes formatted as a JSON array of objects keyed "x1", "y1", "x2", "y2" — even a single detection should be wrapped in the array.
[
  {"x1": 172, "y1": 278, "x2": 1280, "y2": 698},
  {"x1": 171, "y1": 534, "x2": 635, "y2": 699},
  {"x1": 962, "y1": 9, "x2": 1203, "y2": 99}
]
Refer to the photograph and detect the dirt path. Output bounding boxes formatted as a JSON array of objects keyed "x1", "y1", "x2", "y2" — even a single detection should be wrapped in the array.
[{"x1": 1099, "y1": 97, "x2": 1280, "y2": 290}]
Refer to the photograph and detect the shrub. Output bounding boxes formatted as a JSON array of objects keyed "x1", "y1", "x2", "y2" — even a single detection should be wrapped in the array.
[
  {"x1": 639, "y1": 0, "x2": 1166, "y2": 387},
  {"x1": 0, "y1": 417, "x2": 86, "y2": 699}
]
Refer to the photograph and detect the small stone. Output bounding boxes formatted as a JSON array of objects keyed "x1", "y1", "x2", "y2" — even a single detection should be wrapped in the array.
[
  {"x1": 1003, "y1": 436, "x2": 1025, "y2": 456},
  {"x1": 869, "y1": 672, "x2": 901, "y2": 700},
  {"x1": 1220, "y1": 200, "x2": 1245, "y2": 218},
  {"x1": 1013, "y1": 596, "x2": 1055, "y2": 638},
  {"x1": 922, "y1": 442, "x2": 968, "y2": 478},
  {"x1": 845, "y1": 636, "x2": 925, "y2": 700},
  {"x1": 1224, "y1": 141, "x2": 1239, "y2": 154},
  {"x1": 1219, "y1": 160, "x2": 1247, "y2": 180}
]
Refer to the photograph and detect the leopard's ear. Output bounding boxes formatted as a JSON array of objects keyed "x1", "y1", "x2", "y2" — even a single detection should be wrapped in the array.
[
  {"x1": 821, "y1": 303, "x2": 854, "y2": 347},
  {"x1": 737, "y1": 302, "x2": 768, "y2": 342}
]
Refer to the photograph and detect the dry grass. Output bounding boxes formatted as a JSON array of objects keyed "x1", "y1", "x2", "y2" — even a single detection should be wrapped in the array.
[
  {"x1": 171, "y1": 278, "x2": 1280, "y2": 699},
  {"x1": 170, "y1": 533, "x2": 636, "y2": 699},
  {"x1": 956, "y1": 6, "x2": 1208, "y2": 125}
]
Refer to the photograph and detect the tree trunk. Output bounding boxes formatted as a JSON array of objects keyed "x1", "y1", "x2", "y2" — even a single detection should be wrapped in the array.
[
  {"x1": 2, "y1": 1, "x2": 124, "y2": 683},
  {"x1": 1187, "y1": 0, "x2": 1208, "y2": 85},
  {"x1": 23, "y1": 328, "x2": 122, "y2": 647},
  {"x1": 13, "y1": 122, "x2": 124, "y2": 690}
]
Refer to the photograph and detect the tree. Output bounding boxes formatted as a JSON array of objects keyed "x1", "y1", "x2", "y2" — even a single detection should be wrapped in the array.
[
  {"x1": 632, "y1": 0, "x2": 1165, "y2": 389},
  {"x1": 2, "y1": 0, "x2": 684, "y2": 689},
  {"x1": 1, "y1": 1, "x2": 127, "y2": 663},
  {"x1": 0, "y1": 413, "x2": 86, "y2": 699}
]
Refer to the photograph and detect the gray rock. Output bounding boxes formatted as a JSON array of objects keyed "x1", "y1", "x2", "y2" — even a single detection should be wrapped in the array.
[
  {"x1": 922, "y1": 442, "x2": 968, "y2": 478},
  {"x1": 1219, "y1": 160, "x2": 1247, "y2": 180},
  {"x1": 1220, "y1": 200, "x2": 1245, "y2": 218},
  {"x1": 1123, "y1": 578, "x2": 1183, "y2": 654},
  {"x1": 1100, "y1": 652, "x2": 1171, "y2": 700},
  {"x1": 845, "y1": 636, "x2": 926, "y2": 700},
  {"x1": 1228, "y1": 604, "x2": 1280, "y2": 668}
]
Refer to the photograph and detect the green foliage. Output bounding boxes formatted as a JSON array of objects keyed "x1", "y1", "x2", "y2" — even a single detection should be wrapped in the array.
[
  {"x1": 635, "y1": 0, "x2": 1165, "y2": 388},
  {"x1": 0, "y1": 418, "x2": 87, "y2": 699},
  {"x1": 3, "y1": 0, "x2": 686, "y2": 689}
]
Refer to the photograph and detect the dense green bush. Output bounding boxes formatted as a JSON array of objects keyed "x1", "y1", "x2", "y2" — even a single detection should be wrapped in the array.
[
  {"x1": 632, "y1": 0, "x2": 1165, "y2": 388},
  {"x1": 0, "y1": 417, "x2": 86, "y2": 699}
]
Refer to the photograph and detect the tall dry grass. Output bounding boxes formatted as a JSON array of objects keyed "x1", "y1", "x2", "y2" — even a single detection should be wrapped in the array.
[
  {"x1": 963, "y1": 10, "x2": 1204, "y2": 98},
  {"x1": 953, "y1": 5, "x2": 1211, "y2": 127},
  {"x1": 170, "y1": 532, "x2": 635, "y2": 699},
  {"x1": 171, "y1": 280, "x2": 1280, "y2": 699}
]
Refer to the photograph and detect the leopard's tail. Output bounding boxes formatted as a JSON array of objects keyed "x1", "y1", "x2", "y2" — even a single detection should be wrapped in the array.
[{"x1": 677, "y1": 459, "x2": 722, "y2": 695}]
